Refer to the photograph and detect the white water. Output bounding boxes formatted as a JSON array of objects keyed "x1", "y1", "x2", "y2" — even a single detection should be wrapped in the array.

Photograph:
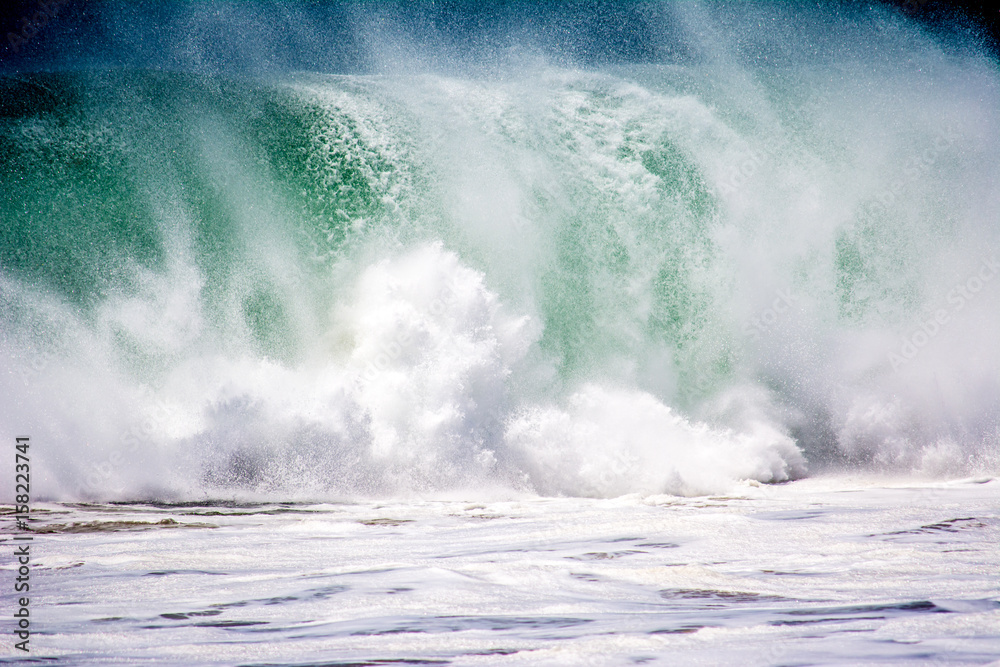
[
  {"x1": 3, "y1": 4, "x2": 1000, "y2": 664},
  {"x1": 5, "y1": 478, "x2": 998, "y2": 665},
  {"x1": 5, "y1": 52, "x2": 1000, "y2": 501}
]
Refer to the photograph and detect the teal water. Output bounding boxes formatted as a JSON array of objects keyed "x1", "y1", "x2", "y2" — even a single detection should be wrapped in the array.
[{"x1": 2, "y1": 3, "x2": 999, "y2": 501}]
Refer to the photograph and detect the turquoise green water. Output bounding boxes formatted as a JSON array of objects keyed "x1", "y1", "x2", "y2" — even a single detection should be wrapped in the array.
[{"x1": 2, "y1": 23, "x2": 999, "y2": 499}]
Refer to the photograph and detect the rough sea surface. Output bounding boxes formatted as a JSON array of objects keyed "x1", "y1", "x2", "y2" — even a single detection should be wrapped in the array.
[
  {"x1": 2, "y1": 478, "x2": 997, "y2": 665},
  {"x1": 2, "y1": 2, "x2": 1000, "y2": 664}
]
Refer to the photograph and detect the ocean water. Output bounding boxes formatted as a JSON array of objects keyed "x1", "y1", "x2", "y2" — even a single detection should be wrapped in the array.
[
  {"x1": 11, "y1": 478, "x2": 1000, "y2": 665},
  {"x1": 2, "y1": 1, "x2": 999, "y2": 663}
]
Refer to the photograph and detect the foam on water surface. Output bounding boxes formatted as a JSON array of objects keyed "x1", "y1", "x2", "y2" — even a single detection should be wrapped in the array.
[
  {"x1": 2, "y1": 3, "x2": 1000, "y2": 659},
  {"x1": 4, "y1": 478, "x2": 998, "y2": 664}
]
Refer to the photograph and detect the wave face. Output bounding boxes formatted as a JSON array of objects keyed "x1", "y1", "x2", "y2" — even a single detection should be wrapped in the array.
[{"x1": 2, "y1": 2, "x2": 999, "y2": 500}]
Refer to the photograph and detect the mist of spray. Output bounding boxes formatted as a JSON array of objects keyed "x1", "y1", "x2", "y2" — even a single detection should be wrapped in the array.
[{"x1": 1, "y1": 2, "x2": 999, "y2": 501}]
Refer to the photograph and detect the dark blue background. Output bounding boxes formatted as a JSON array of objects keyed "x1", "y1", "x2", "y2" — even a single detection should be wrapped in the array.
[{"x1": 1, "y1": 1, "x2": 997, "y2": 76}]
